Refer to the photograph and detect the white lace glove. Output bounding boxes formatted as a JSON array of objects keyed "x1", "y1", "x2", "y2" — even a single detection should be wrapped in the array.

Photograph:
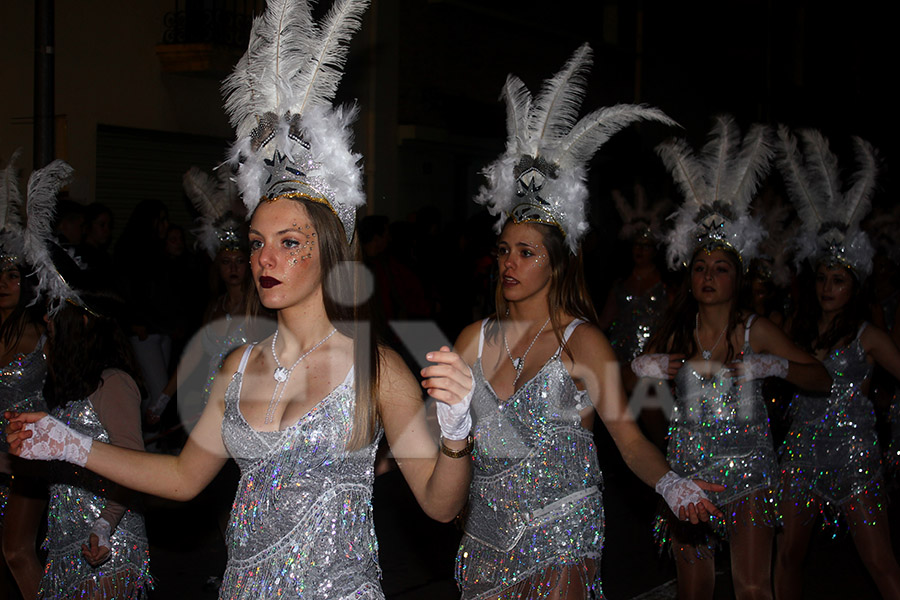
[
  {"x1": 655, "y1": 470, "x2": 710, "y2": 516},
  {"x1": 735, "y1": 354, "x2": 789, "y2": 381},
  {"x1": 435, "y1": 366, "x2": 474, "y2": 441},
  {"x1": 631, "y1": 354, "x2": 670, "y2": 380},
  {"x1": 21, "y1": 415, "x2": 93, "y2": 467},
  {"x1": 145, "y1": 393, "x2": 171, "y2": 418},
  {"x1": 90, "y1": 517, "x2": 112, "y2": 550}
]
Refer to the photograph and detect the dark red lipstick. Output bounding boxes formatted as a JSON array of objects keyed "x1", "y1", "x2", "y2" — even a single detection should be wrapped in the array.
[{"x1": 259, "y1": 276, "x2": 281, "y2": 289}]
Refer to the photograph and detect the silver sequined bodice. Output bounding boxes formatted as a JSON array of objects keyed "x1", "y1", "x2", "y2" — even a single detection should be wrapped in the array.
[
  {"x1": 0, "y1": 340, "x2": 47, "y2": 452},
  {"x1": 608, "y1": 280, "x2": 667, "y2": 362},
  {"x1": 781, "y1": 327, "x2": 880, "y2": 505},
  {"x1": 220, "y1": 362, "x2": 384, "y2": 600},
  {"x1": 458, "y1": 326, "x2": 603, "y2": 599},
  {"x1": 668, "y1": 341, "x2": 775, "y2": 506},
  {"x1": 43, "y1": 397, "x2": 151, "y2": 598}
]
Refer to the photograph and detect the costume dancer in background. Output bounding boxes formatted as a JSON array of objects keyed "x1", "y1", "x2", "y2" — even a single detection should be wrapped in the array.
[
  {"x1": 449, "y1": 44, "x2": 722, "y2": 600},
  {"x1": 8, "y1": 1, "x2": 473, "y2": 597},
  {"x1": 634, "y1": 116, "x2": 830, "y2": 600},
  {"x1": 0, "y1": 151, "x2": 50, "y2": 599},
  {"x1": 774, "y1": 127, "x2": 900, "y2": 599},
  {"x1": 145, "y1": 167, "x2": 251, "y2": 426},
  {"x1": 16, "y1": 159, "x2": 153, "y2": 598},
  {"x1": 600, "y1": 184, "x2": 672, "y2": 448}
]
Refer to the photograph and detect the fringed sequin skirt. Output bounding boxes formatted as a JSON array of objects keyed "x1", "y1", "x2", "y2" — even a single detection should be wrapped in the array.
[{"x1": 457, "y1": 487, "x2": 604, "y2": 600}]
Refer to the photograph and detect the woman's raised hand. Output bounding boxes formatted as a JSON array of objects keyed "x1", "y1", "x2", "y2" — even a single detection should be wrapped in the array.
[
  {"x1": 420, "y1": 346, "x2": 474, "y2": 440},
  {"x1": 4, "y1": 411, "x2": 93, "y2": 466}
]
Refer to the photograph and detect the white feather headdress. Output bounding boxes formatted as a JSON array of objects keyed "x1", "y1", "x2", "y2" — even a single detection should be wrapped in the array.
[
  {"x1": 184, "y1": 166, "x2": 246, "y2": 260},
  {"x1": 612, "y1": 183, "x2": 669, "y2": 243},
  {"x1": 222, "y1": 0, "x2": 368, "y2": 243},
  {"x1": 21, "y1": 160, "x2": 79, "y2": 313},
  {"x1": 776, "y1": 126, "x2": 877, "y2": 281},
  {"x1": 476, "y1": 43, "x2": 676, "y2": 253},
  {"x1": 0, "y1": 149, "x2": 26, "y2": 265},
  {"x1": 659, "y1": 115, "x2": 773, "y2": 270}
]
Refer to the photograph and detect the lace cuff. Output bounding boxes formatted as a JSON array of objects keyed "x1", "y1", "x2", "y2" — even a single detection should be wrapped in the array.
[
  {"x1": 738, "y1": 354, "x2": 789, "y2": 381},
  {"x1": 21, "y1": 415, "x2": 93, "y2": 467},
  {"x1": 435, "y1": 365, "x2": 474, "y2": 440},
  {"x1": 631, "y1": 354, "x2": 669, "y2": 380},
  {"x1": 655, "y1": 470, "x2": 709, "y2": 515}
]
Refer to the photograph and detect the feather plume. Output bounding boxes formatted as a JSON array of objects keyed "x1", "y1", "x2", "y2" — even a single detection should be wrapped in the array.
[
  {"x1": 843, "y1": 136, "x2": 877, "y2": 228},
  {"x1": 797, "y1": 129, "x2": 841, "y2": 211},
  {"x1": 703, "y1": 115, "x2": 740, "y2": 206},
  {"x1": 553, "y1": 104, "x2": 676, "y2": 170},
  {"x1": 725, "y1": 124, "x2": 773, "y2": 214},
  {"x1": 292, "y1": 0, "x2": 370, "y2": 116},
  {"x1": 22, "y1": 160, "x2": 77, "y2": 311},
  {"x1": 526, "y1": 43, "x2": 592, "y2": 157},
  {"x1": 222, "y1": 0, "x2": 315, "y2": 136},
  {"x1": 775, "y1": 125, "x2": 821, "y2": 232},
  {"x1": 656, "y1": 138, "x2": 706, "y2": 206},
  {"x1": 184, "y1": 167, "x2": 227, "y2": 221},
  {"x1": 1, "y1": 149, "x2": 24, "y2": 232},
  {"x1": 501, "y1": 75, "x2": 532, "y2": 155}
]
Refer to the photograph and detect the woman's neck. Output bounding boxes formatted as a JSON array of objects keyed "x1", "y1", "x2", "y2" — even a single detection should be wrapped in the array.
[
  {"x1": 275, "y1": 299, "x2": 334, "y2": 352},
  {"x1": 696, "y1": 302, "x2": 731, "y2": 332}
]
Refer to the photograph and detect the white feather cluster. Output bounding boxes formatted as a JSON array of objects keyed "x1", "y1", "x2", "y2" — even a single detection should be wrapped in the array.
[
  {"x1": 659, "y1": 115, "x2": 773, "y2": 270},
  {"x1": 22, "y1": 160, "x2": 78, "y2": 313},
  {"x1": 184, "y1": 166, "x2": 245, "y2": 260},
  {"x1": 222, "y1": 0, "x2": 368, "y2": 242},
  {"x1": 612, "y1": 184, "x2": 669, "y2": 242},
  {"x1": 776, "y1": 126, "x2": 878, "y2": 280},
  {"x1": 476, "y1": 44, "x2": 675, "y2": 253}
]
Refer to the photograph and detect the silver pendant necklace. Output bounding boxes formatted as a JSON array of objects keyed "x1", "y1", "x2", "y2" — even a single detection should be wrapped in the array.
[
  {"x1": 266, "y1": 327, "x2": 337, "y2": 424},
  {"x1": 503, "y1": 316, "x2": 551, "y2": 388},
  {"x1": 695, "y1": 313, "x2": 727, "y2": 362}
]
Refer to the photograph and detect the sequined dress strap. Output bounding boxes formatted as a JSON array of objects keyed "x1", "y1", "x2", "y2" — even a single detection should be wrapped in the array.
[
  {"x1": 236, "y1": 343, "x2": 255, "y2": 374},
  {"x1": 744, "y1": 314, "x2": 757, "y2": 350}
]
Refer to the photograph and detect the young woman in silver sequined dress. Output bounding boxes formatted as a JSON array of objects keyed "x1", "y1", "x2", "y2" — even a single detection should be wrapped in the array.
[
  {"x1": 7, "y1": 196, "x2": 474, "y2": 600},
  {"x1": 638, "y1": 247, "x2": 829, "y2": 600},
  {"x1": 0, "y1": 263, "x2": 47, "y2": 599},
  {"x1": 38, "y1": 293, "x2": 153, "y2": 599},
  {"x1": 448, "y1": 220, "x2": 724, "y2": 600},
  {"x1": 776, "y1": 264, "x2": 900, "y2": 599}
]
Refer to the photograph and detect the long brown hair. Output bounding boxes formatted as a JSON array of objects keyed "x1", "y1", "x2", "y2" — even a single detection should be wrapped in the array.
[
  {"x1": 790, "y1": 263, "x2": 869, "y2": 353},
  {"x1": 248, "y1": 198, "x2": 379, "y2": 451},
  {"x1": 648, "y1": 247, "x2": 745, "y2": 362},
  {"x1": 489, "y1": 222, "x2": 599, "y2": 361}
]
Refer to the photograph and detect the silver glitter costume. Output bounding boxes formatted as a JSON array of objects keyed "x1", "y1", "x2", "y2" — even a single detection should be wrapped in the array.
[
  {"x1": 457, "y1": 319, "x2": 603, "y2": 600},
  {"x1": 780, "y1": 323, "x2": 882, "y2": 523},
  {"x1": 0, "y1": 335, "x2": 47, "y2": 451},
  {"x1": 658, "y1": 315, "x2": 777, "y2": 545},
  {"x1": 608, "y1": 280, "x2": 667, "y2": 362},
  {"x1": 220, "y1": 345, "x2": 383, "y2": 599},
  {"x1": 42, "y1": 394, "x2": 152, "y2": 599},
  {"x1": 0, "y1": 335, "x2": 47, "y2": 516}
]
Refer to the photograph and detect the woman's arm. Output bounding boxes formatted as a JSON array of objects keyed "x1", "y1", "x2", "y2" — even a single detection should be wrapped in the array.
[
  {"x1": 746, "y1": 316, "x2": 831, "y2": 393},
  {"x1": 863, "y1": 324, "x2": 900, "y2": 382},
  {"x1": 380, "y1": 331, "x2": 475, "y2": 523},
  {"x1": 8, "y1": 349, "x2": 242, "y2": 502}
]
